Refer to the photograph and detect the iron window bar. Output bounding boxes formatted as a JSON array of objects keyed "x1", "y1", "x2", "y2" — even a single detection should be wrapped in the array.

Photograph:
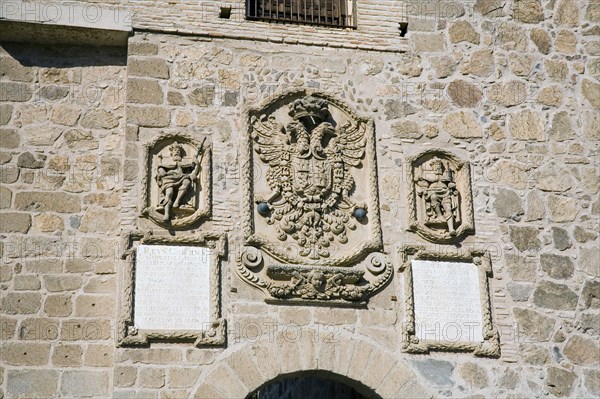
[{"x1": 246, "y1": 0, "x2": 356, "y2": 28}]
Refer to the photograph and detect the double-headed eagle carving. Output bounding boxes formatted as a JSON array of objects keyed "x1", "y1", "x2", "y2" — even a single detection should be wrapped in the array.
[{"x1": 251, "y1": 96, "x2": 367, "y2": 260}]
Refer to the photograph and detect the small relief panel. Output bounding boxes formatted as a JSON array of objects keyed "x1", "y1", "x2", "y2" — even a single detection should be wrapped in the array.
[
  {"x1": 118, "y1": 232, "x2": 226, "y2": 347},
  {"x1": 141, "y1": 133, "x2": 211, "y2": 229},
  {"x1": 407, "y1": 150, "x2": 474, "y2": 243},
  {"x1": 236, "y1": 90, "x2": 391, "y2": 305},
  {"x1": 399, "y1": 244, "x2": 500, "y2": 357}
]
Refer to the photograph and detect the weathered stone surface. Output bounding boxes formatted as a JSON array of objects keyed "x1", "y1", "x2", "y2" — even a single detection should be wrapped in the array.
[
  {"x1": 513, "y1": 0, "x2": 544, "y2": 23},
  {"x1": 43, "y1": 275, "x2": 82, "y2": 292},
  {"x1": 507, "y1": 282, "x2": 533, "y2": 301},
  {"x1": 38, "y1": 85, "x2": 69, "y2": 100},
  {"x1": 129, "y1": 42, "x2": 159, "y2": 56},
  {"x1": 535, "y1": 163, "x2": 573, "y2": 192},
  {"x1": 537, "y1": 86, "x2": 563, "y2": 107},
  {"x1": 584, "y1": 369, "x2": 600, "y2": 397},
  {"x1": 121, "y1": 348, "x2": 182, "y2": 364},
  {"x1": 555, "y1": 30, "x2": 577, "y2": 54},
  {"x1": 581, "y1": 279, "x2": 600, "y2": 309},
  {"x1": 22, "y1": 125, "x2": 63, "y2": 146},
  {"x1": 506, "y1": 253, "x2": 536, "y2": 281},
  {"x1": 554, "y1": 0, "x2": 579, "y2": 26},
  {"x1": 563, "y1": 335, "x2": 599, "y2": 365},
  {"x1": 546, "y1": 366, "x2": 576, "y2": 397},
  {"x1": 127, "y1": 78, "x2": 164, "y2": 104},
  {"x1": 551, "y1": 227, "x2": 572, "y2": 250},
  {"x1": 384, "y1": 100, "x2": 416, "y2": 120},
  {"x1": 84, "y1": 344, "x2": 114, "y2": 367},
  {"x1": 514, "y1": 308, "x2": 555, "y2": 341},
  {"x1": 509, "y1": 109, "x2": 544, "y2": 141},
  {"x1": 52, "y1": 344, "x2": 83, "y2": 367},
  {"x1": 129, "y1": 58, "x2": 170, "y2": 79},
  {"x1": 497, "y1": 22, "x2": 528, "y2": 51},
  {"x1": 17, "y1": 152, "x2": 45, "y2": 169},
  {"x1": 411, "y1": 359, "x2": 454, "y2": 387},
  {"x1": 114, "y1": 366, "x2": 137, "y2": 387},
  {"x1": 449, "y1": 21, "x2": 480, "y2": 44},
  {"x1": 397, "y1": 54, "x2": 422, "y2": 77},
  {"x1": 461, "y1": 49, "x2": 494, "y2": 77},
  {"x1": 167, "y1": 91, "x2": 185, "y2": 106},
  {"x1": 579, "y1": 247, "x2": 600, "y2": 277},
  {"x1": 509, "y1": 226, "x2": 541, "y2": 252},
  {"x1": 1, "y1": 292, "x2": 42, "y2": 314},
  {"x1": 547, "y1": 195, "x2": 579, "y2": 222},
  {"x1": 582, "y1": 79, "x2": 600, "y2": 109},
  {"x1": 63, "y1": 129, "x2": 99, "y2": 151},
  {"x1": 508, "y1": 53, "x2": 535, "y2": 76},
  {"x1": 443, "y1": 111, "x2": 482, "y2": 138},
  {"x1": 0, "y1": 104, "x2": 13, "y2": 125},
  {"x1": 521, "y1": 343, "x2": 550, "y2": 365},
  {"x1": 412, "y1": 33, "x2": 446, "y2": 52},
  {"x1": 430, "y1": 56, "x2": 456, "y2": 78},
  {"x1": 75, "y1": 295, "x2": 115, "y2": 317},
  {"x1": 80, "y1": 109, "x2": 120, "y2": 129},
  {"x1": 0, "y1": 212, "x2": 31, "y2": 233},
  {"x1": 0, "y1": 56, "x2": 33, "y2": 81},
  {"x1": 391, "y1": 120, "x2": 422, "y2": 139},
  {"x1": 447, "y1": 80, "x2": 483, "y2": 107},
  {"x1": 531, "y1": 28, "x2": 551, "y2": 54},
  {"x1": 494, "y1": 188, "x2": 524, "y2": 219},
  {"x1": 0, "y1": 82, "x2": 33, "y2": 101},
  {"x1": 79, "y1": 208, "x2": 120, "y2": 233},
  {"x1": 15, "y1": 192, "x2": 81, "y2": 213},
  {"x1": 60, "y1": 371, "x2": 110, "y2": 397},
  {"x1": 0, "y1": 128, "x2": 19, "y2": 149},
  {"x1": 127, "y1": 106, "x2": 171, "y2": 127},
  {"x1": 540, "y1": 253, "x2": 574, "y2": 279},
  {"x1": 474, "y1": 0, "x2": 505, "y2": 17},
  {"x1": 1, "y1": 342, "x2": 50, "y2": 365},
  {"x1": 0, "y1": 185, "x2": 12, "y2": 209},
  {"x1": 489, "y1": 80, "x2": 527, "y2": 107},
  {"x1": 533, "y1": 280, "x2": 578, "y2": 310},
  {"x1": 545, "y1": 60, "x2": 568, "y2": 82},
  {"x1": 140, "y1": 367, "x2": 166, "y2": 388},
  {"x1": 44, "y1": 294, "x2": 72, "y2": 317},
  {"x1": 188, "y1": 86, "x2": 215, "y2": 107},
  {"x1": 488, "y1": 159, "x2": 529, "y2": 190},
  {"x1": 7, "y1": 370, "x2": 59, "y2": 398},
  {"x1": 524, "y1": 190, "x2": 545, "y2": 221},
  {"x1": 574, "y1": 226, "x2": 598, "y2": 243},
  {"x1": 460, "y1": 363, "x2": 489, "y2": 389}
]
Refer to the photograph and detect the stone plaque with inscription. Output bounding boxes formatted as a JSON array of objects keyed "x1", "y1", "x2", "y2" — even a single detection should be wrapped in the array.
[
  {"x1": 412, "y1": 260, "x2": 483, "y2": 343},
  {"x1": 118, "y1": 233, "x2": 226, "y2": 347},
  {"x1": 135, "y1": 245, "x2": 211, "y2": 330},
  {"x1": 400, "y1": 245, "x2": 500, "y2": 357}
]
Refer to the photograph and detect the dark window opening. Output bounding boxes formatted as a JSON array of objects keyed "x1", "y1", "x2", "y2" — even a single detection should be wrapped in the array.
[{"x1": 246, "y1": 0, "x2": 356, "y2": 28}]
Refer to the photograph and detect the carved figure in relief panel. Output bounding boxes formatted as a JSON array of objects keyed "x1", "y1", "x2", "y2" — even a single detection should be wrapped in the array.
[
  {"x1": 407, "y1": 149, "x2": 474, "y2": 243},
  {"x1": 415, "y1": 157, "x2": 460, "y2": 236},
  {"x1": 156, "y1": 139, "x2": 205, "y2": 222}
]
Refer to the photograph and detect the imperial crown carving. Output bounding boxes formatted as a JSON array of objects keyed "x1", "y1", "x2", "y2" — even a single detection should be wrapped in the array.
[{"x1": 237, "y1": 90, "x2": 390, "y2": 305}]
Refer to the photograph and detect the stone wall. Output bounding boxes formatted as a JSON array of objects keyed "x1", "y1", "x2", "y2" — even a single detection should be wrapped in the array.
[{"x1": 1, "y1": 0, "x2": 599, "y2": 397}]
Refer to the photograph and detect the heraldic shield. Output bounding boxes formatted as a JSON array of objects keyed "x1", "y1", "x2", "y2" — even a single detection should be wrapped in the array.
[{"x1": 237, "y1": 90, "x2": 391, "y2": 305}]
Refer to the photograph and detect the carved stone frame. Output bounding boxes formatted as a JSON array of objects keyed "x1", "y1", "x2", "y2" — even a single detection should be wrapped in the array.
[
  {"x1": 241, "y1": 89, "x2": 383, "y2": 267},
  {"x1": 118, "y1": 232, "x2": 226, "y2": 347},
  {"x1": 140, "y1": 132, "x2": 212, "y2": 229},
  {"x1": 399, "y1": 244, "x2": 500, "y2": 357},
  {"x1": 406, "y1": 149, "x2": 474, "y2": 243}
]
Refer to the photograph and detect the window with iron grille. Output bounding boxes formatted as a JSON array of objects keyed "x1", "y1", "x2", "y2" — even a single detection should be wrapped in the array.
[{"x1": 246, "y1": 0, "x2": 356, "y2": 28}]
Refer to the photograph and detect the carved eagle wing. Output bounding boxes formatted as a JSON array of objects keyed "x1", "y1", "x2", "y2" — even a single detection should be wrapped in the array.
[
  {"x1": 251, "y1": 114, "x2": 290, "y2": 192},
  {"x1": 332, "y1": 120, "x2": 366, "y2": 168}
]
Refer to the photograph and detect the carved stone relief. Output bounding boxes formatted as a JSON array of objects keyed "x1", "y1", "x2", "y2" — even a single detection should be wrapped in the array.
[
  {"x1": 407, "y1": 150, "x2": 474, "y2": 242},
  {"x1": 399, "y1": 244, "x2": 500, "y2": 357},
  {"x1": 140, "y1": 133, "x2": 211, "y2": 229},
  {"x1": 237, "y1": 90, "x2": 390, "y2": 305},
  {"x1": 118, "y1": 232, "x2": 226, "y2": 347}
]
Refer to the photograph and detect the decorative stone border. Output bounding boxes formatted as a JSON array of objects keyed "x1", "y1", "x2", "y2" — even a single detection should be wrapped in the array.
[
  {"x1": 140, "y1": 132, "x2": 212, "y2": 230},
  {"x1": 406, "y1": 149, "x2": 474, "y2": 243},
  {"x1": 398, "y1": 244, "x2": 500, "y2": 357},
  {"x1": 118, "y1": 231, "x2": 226, "y2": 347}
]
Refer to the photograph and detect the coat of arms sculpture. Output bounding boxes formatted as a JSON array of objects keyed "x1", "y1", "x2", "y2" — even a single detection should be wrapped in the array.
[{"x1": 237, "y1": 91, "x2": 391, "y2": 305}]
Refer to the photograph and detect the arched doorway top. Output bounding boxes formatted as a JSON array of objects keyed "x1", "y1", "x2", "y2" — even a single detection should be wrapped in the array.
[{"x1": 191, "y1": 329, "x2": 431, "y2": 399}]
